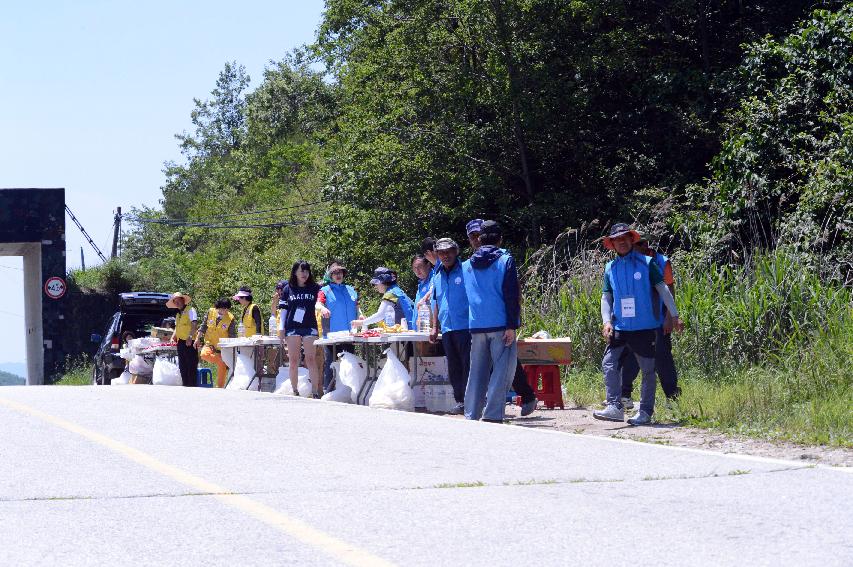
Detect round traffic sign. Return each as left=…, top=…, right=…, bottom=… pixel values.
left=44, top=276, right=67, bottom=299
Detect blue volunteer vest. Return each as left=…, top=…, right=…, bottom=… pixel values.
left=320, top=283, right=358, bottom=335
left=432, top=261, right=469, bottom=333
left=463, top=254, right=513, bottom=331
left=605, top=251, right=659, bottom=331
left=387, top=285, right=414, bottom=326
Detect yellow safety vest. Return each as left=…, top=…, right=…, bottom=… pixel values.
left=203, top=308, right=234, bottom=348
left=241, top=302, right=263, bottom=336
left=174, top=307, right=194, bottom=341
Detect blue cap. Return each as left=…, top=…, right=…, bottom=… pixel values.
left=466, top=218, right=484, bottom=236
left=370, top=267, right=396, bottom=285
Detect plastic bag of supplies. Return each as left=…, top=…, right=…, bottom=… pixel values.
left=369, top=349, right=414, bottom=411
left=337, top=352, right=368, bottom=404
left=152, top=358, right=182, bottom=386
left=226, top=353, right=255, bottom=390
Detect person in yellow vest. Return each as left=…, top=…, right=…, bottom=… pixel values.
left=167, top=292, right=199, bottom=387
left=232, top=286, right=263, bottom=336
left=194, top=298, right=237, bottom=388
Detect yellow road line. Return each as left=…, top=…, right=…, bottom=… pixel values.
left=0, top=396, right=395, bottom=567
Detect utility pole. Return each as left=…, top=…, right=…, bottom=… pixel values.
left=80, top=247, right=86, bottom=271
left=111, top=206, right=122, bottom=259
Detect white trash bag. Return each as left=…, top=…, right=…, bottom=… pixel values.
left=273, top=366, right=311, bottom=396
left=128, top=355, right=153, bottom=376
left=152, top=358, right=182, bottom=386
left=226, top=353, right=255, bottom=390
left=369, top=349, right=414, bottom=411
left=111, top=370, right=131, bottom=385
left=321, top=361, right=353, bottom=403
left=337, top=352, right=368, bottom=404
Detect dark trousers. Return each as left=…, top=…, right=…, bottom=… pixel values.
left=323, top=343, right=354, bottom=390
left=621, top=326, right=680, bottom=399
left=177, top=340, right=199, bottom=387
left=442, top=330, right=471, bottom=403
left=511, top=360, right=537, bottom=404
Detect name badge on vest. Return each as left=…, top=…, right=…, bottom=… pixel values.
left=621, top=297, right=636, bottom=318
left=293, top=307, right=306, bottom=324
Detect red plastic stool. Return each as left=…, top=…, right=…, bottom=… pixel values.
left=520, top=365, right=564, bottom=409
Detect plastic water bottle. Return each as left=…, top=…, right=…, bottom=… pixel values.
left=417, top=304, right=431, bottom=333
left=237, top=322, right=246, bottom=338
left=268, top=316, right=277, bottom=337
left=384, top=311, right=395, bottom=327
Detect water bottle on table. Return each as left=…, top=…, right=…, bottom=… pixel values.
left=417, top=304, right=431, bottom=333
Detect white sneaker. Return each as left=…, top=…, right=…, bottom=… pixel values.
left=627, top=410, right=652, bottom=426
left=593, top=404, right=624, bottom=422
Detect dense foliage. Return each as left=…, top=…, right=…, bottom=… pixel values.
left=70, top=3, right=852, bottom=443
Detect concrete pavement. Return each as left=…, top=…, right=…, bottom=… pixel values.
left=0, top=386, right=850, bottom=566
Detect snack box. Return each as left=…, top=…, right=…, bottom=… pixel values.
left=517, top=338, right=572, bottom=365
left=149, top=327, right=173, bottom=341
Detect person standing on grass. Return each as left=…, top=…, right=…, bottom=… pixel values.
left=195, top=298, right=237, bottom=388
left=620, top=235, right=681, bottom=404
left=317, top=261, right=360, bottom=391
left=594, top=223, right=683, bottom=426
left=429, top=238, right=470, bottom=415
left=462, top=220, right=520, bottom=422
left=278, top=260, right=323, bottom=397
left=167, top=292, right=199, bottom=387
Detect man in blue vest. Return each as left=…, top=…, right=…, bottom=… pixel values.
left=594, top=223, right=683, bottom=425
left=317, top=261, right=360, bottom=391
left=429, top=238, right=470, bottom=415
left=462, top=220, right=520, bottom=422
left=620, top=236, right=681, bottom=403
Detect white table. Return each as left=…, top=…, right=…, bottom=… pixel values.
left=315, top=332, right=433, bottom=404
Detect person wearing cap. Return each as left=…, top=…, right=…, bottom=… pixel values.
left=358, top=267, right=415, bottom=328
left=465, top=218, right=484, bottom=251
left=429, top=238, right=470, bottom=414
left=167, top=292, right=199, bottom=387
left=317, top=260, right=360, bottom=391
left=465, top=217, right=538, bottom=417
left=271, top=280, right=288, bottom=332
left=462, top=220, right=520, bottom=422
left=594, top=223, right=683, bottom=425
left=233, top=286, right=263, bottom=336
left=620, top=235, right=681, bottom=404
left=194, top=298, right=237, bottom=387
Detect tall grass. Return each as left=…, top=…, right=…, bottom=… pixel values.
left=522, top=235, right=852, bottom=447
left=54, top=355, right=94, bottom=386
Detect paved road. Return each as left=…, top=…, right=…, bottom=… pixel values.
left=0, top=386, right=850, bottom=566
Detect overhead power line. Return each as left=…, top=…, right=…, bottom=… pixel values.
left=122, top=200, right=330, bottom=230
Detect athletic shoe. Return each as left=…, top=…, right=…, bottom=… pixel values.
left=627, top=410, right=652, bottom=426
left=449, top=402, right=464, bottom=415
left=520, top=397, right=538, bottom=416
left=592, top=404, right=624, bottom=422
left=600, top=397, right=634, bottom=410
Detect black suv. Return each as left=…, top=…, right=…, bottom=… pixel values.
left=91, top=292, right=174, bottom=385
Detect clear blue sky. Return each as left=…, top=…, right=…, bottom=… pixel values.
left=0, top=0, right=326, bottom=369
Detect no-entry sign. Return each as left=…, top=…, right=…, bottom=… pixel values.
left=44, top=276, right=66, bottom=299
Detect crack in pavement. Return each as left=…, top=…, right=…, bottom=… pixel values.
left=1, top=465, right=815, bottom=504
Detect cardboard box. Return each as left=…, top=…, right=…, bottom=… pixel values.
left=149, top=327, right=173, bottom=341
left=410, top=356, right=449, bottom=409
left=517, top=338, right=572, bottom=365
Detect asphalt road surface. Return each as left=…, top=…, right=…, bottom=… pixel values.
left=0, top=386, right=850, bottom=566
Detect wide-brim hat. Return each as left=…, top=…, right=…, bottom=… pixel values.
left=602, top=223, right=641, bottom=250
left=166, top=292, right=191, bottom=309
